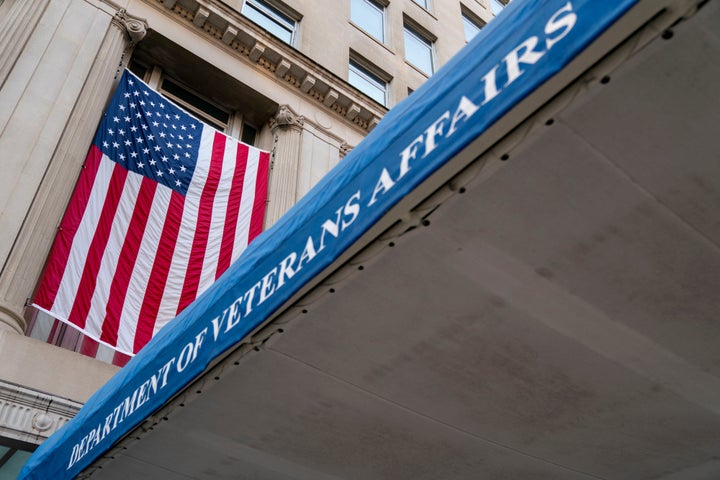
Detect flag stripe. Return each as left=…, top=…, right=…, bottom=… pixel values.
left=85, top=167, right=143, bottom=342
left=156, top=127, right=215, bottom=324
left=116, top=185, right=172, bottom=354
left=217, top=143, right=248, bottom=278
left=177, top=131, right=226, bottom=314
left=67, top=164, right=128, bottom=329
left=100, top=177, right=157, bottom=346
left=132, top=190, right=184, bottom=352
left=35, top=146, right=104, bottom=310
left=232, top=148, right=260, bottom=261
left=249, top=151, right=270, bottom=243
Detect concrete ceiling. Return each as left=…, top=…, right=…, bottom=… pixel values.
left=86, top=1, right=720, bottom=478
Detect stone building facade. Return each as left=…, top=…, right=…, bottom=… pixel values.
left=0, top=0, right=504, bottom=473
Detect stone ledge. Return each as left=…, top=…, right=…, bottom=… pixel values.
left=0, top=380, right=82, bottom=445
left=148, top=0, right=386, bottom=131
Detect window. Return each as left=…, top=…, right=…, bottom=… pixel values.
left=490, top=0, right=508, bottom=15
left=413, top=0, right=429, bottom=8
left=242, top=0, right=297, bottom=45
left=349, top=59, right=389, bottom=106
left=351, top=0, right=385, bottom=43
left=404, top=24, right=435, bottom=76
left=461, top=9, right=484, bottom=42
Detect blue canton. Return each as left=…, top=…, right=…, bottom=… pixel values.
left=94, top=71, right=202, bottom=196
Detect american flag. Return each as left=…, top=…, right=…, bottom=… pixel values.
left=33, top=70, right=269, bottom=356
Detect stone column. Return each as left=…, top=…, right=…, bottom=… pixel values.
left=265, top=105, right=305, bottom=226
left=0, top=0, right=50, bottom=89
left=0, top=9, right=147, bottom=334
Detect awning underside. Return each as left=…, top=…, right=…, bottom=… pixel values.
left=87, top=2, right=720, bottom=479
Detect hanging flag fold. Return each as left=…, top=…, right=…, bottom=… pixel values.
left=33, top=70, right=270, bottom=356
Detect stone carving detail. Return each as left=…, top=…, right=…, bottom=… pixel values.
left=270, top=105, right=305, bottom=130
left=339, top=142, right=353, bottom=158
left=0, top=381, right=82, bottom=445
left=113, top=9, right=148, bottom=44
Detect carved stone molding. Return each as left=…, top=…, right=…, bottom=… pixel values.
left=151, top=0, right=386, bottom=132
left=269, top=105, right=304, bottom=131
left=0, top=380, right=82, bottom=445
left=112, top=9, right=148, bottom=44
left=339, top=142, right=353, bottom=158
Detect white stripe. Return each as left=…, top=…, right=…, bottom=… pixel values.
left=83, top=170, right=142, bottom=341
left=232, top=147, right=261, bottom=262
left=155, top=126, right=215, bottom=333
left=115, top=185, right=172, bottom=354
left=52, top=155, right=115, bottom=321
left=197, top=139, right=236, bottom=295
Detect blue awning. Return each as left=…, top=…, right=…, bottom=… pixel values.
left=20, top=1, right=638, bottom=477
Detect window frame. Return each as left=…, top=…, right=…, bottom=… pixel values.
left=350, top=0, right=387, bottom=43
left=242, top=0, right=299, bottom=45
left=490, top=0, right=508, bottom=16
left=461, top=7, right=485, bottom=42
left=403, top=22, right=436, bottom=76
left=348, top=57, right=390, bottom=106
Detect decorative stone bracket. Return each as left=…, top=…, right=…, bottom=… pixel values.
left=113, top=9, right=148, bottom=45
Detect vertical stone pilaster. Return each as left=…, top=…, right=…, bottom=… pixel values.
left=0, top=0, right=50, bottom=89
left=0, top=9, right=147, bottom=334
left=265, top=105, right=305, bottom=226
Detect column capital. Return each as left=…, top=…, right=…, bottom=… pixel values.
left=112, top=9, right=148, bottom=44
left=270, top=105, right=304, bottom=131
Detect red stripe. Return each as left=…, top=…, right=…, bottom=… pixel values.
left=80, top=336, right=99, bottom=357
left=100, top=177, right=157, bottom=346
left=34, top=146, right=104, bottom=310
left=248, top=150, right=270, bottom=243
left=216, top=143, right=249, bottom=279
left=176, top=132, right=226, bottom=314
left=132, top=190, right=185, bottom=353
left=112, top=351, right=131, bottom=367
left=67, top=163, right=128, bottom=329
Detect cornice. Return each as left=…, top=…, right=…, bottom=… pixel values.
left=147, top=0, right=386, bottom=132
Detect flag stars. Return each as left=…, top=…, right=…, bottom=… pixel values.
left=112, top=141, right=120, bottom=148
left=113, top=116, right=120, bottom=123
left=137, top=161, right=144, bottom=168
left=149, top=159, right=157, bottom=166
left=156, top=170, right=164, bottom=177
left=180, top=165, right=187, bottom=172
left=108, top=128, right=114, bottom=135
left=124, top=139, right=132, bottom=146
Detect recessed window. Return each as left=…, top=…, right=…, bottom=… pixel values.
left=242, top=0, right=298, bottom=45
left=413, top=0, right=429, bottom=9
left=351, top=0, right=386, bottom=42
left=404, top=24, right=435, bottom=76
left=349, top=59, right=389, bottom=106
left=490, top=0, right=508, bottom=15
left=461, top=9, right=485, bottom=42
